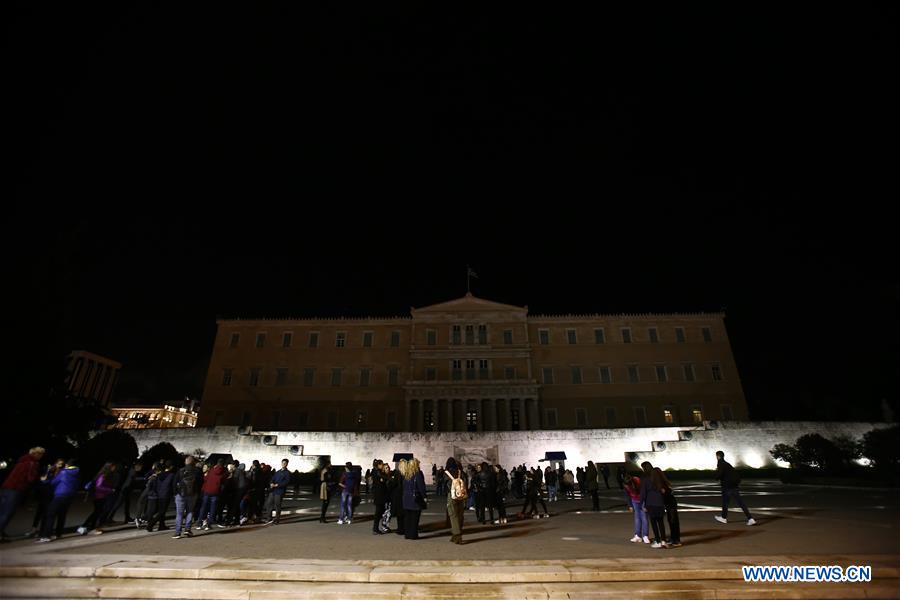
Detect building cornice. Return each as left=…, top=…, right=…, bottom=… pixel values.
left=529, top=312, right=724, bottom=321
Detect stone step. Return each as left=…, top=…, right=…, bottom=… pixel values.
left=3, top=576, right=899, bottom=599
left=3, top=555, right=899, bottom=584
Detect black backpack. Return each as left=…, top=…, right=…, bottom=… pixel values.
left=178, top=466, right=198, bottom=496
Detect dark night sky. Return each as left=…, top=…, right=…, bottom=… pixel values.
left=7, top=4, right=899, bottom=421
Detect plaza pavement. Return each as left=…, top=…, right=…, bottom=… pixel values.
left=1, top=480, right=898, bottom=598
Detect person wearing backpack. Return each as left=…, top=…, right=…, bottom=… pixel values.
left=714, top=451, right=756, bottom=526
left=77, top=462, right=118, bottom=535
left=145, top=461, right=175, bottom=532
left=172, top=456, right=201, bottom=539
left=445, top=457, right=466, bottom=544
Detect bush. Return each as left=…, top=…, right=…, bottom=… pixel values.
left=771, top=443, right=801, bottom=468
left=795, top=433, right=843, bottom=472
left=78, top=430, right=138, bottom=482
left=138, top=442, right=183, bottom=469
left=862, top=425, right=900, bottom=470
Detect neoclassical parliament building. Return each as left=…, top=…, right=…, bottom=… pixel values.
left=198, top=294, right=748, bottom=432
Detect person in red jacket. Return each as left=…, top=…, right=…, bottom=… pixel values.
left=198, top=458, right=227, bottom=529
left=0, top=447, right=45, bottom=541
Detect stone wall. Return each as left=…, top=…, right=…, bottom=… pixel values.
left=124, top=421, right=889, bottom=471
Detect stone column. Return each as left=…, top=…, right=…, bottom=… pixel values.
left=416, top=399, right=425, bottom=433
left=406, top=398, right=412, bottom=432
left=497, top=398, right=508, bottom=431
left=485, top=398, right=496, bottom=431
left=432, top=399, right=440, bottom=432
left=452, top=399, right=462, bottom=431
left=527, top=398, right=540, bottom=431
left=475, top=398, right=487, bottom=432
left=514, top=398, right=525, bottom=430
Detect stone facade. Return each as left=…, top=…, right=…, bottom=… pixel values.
left=198, top=294, right=748, bottom=432
left=126, top=421, right=888, bottom=473
left=108, top=404, right=199, bottom=429
left=64, top=350, right=121, bottom=408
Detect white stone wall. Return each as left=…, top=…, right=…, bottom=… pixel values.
left=123, top=421, right=890, bottom=471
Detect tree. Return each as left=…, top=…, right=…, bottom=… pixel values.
left=861, top=425, right=900, bottom=470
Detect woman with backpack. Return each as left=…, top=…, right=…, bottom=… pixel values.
left=624, top=473, right=650, bottom=544
left=445, top=457, right=466, bottom=545
left=77, top=462, right=118, bottom=535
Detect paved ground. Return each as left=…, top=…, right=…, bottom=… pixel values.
left=3, top=480, right=897, bottom=561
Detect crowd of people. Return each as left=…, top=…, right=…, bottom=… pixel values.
left=0, top=446, right=755, bottom=548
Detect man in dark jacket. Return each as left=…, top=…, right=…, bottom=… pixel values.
left=264, top=459, right=291, bottom=525
left=476, top=462, right=496, bottom=524
left=0, top=446, right=45, bottom=540
left=109, top=462, right=145, bottom=524
left=714, top=451, right=756, bottom=526
left=146, top=461, right=176, bottom=532
left=371, top=461, right=388, bottom=534
left=172, top=456, right=202, bottom=538
left=600, top=464, right=611, bottom=489
left=586, top=462, right=600, bottom=511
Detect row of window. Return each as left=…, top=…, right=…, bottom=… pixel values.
left=216, top=409, right=398, bottom=431
left=540, top=326, right=712, bottom=345
left=222, top=362, right=724, bottom=387
left=222, top=366, right=401, bottom=388
left=215, top=403, right=734, bottom=432
left=547, top=404, right=734, bottom=428
left=227, top=325, right=715, bottom=350
left=541, top=363, right=724, bottom=385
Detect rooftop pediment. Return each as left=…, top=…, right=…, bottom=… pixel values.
left=411, top=293, right=527, bottom=316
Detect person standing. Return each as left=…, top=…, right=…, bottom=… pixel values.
left=371, top=462, right=389, bottom=535
left=616, top=465, right=626, bottom=490
left=390, top=461, right=406, bottom=535
left=145, top=461, right=175, bottom=532
left=0, top=447, right=45, bottom=541
left=172, top=456, right=201, bottom=539
left=600, top=464, right=611, bottom=489
left=714, top=451, right=756, bottom=526
left=445, top=457, right=466, bottom=544
left=657, top=468, right=681, bottom=547
left=35, top=458, right=80, bottom=543
left=576, top=467, right=586, bottom=499
left=318, top=463, right=332, bottom=523
left=624, top=473, right=650, bottom=544
left=544, top=466, right=558, bottom=502
left=640, top=462, right=666, bottom=548
left=586, top=461, right=600, bottom=511
left=77, top=462, right=118, bottom=535
left=198, top=459, right=226, bottom=530
left=29, top=459, right=62, bottom=538
left=493, top=464, right=509, bottom=525
left=263, top=459, right=291, bottom=525
left=337, top=462, right=359, bottom=525
left=401, top=458, right=427, bottom=540
left=110, top=462, right=145, bottom=525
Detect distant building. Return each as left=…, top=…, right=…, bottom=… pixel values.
left=108, top=400, right=199, bottom=429
left=64, top=351, right=121, bottom=407
left=198, top=294, right=749, bottom=431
